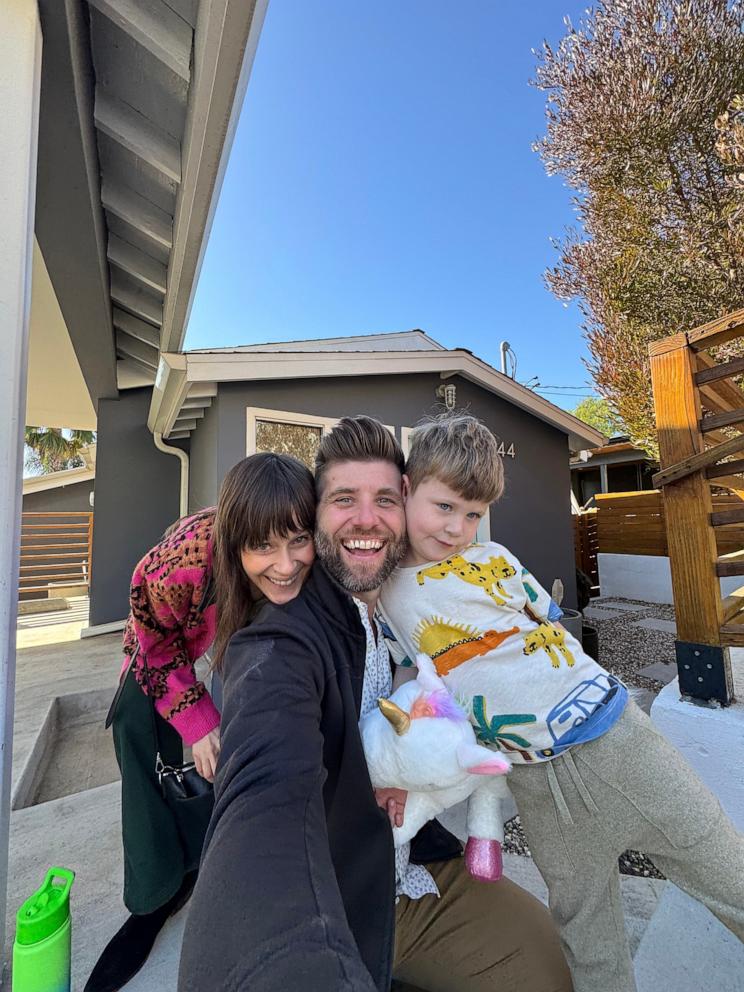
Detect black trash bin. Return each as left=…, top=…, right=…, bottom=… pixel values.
left=581, top=623, right=599, bottom=661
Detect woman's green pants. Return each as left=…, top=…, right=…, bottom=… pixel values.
left=112, top=669, right=200, bottom=915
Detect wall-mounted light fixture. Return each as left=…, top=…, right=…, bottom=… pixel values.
left=436, top=382, right=457, bottom=410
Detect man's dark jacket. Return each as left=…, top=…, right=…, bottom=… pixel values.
left=178, top=563, right=459, bottom=992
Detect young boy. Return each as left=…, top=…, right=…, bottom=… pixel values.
left=379, top=412, right=744, bottom=992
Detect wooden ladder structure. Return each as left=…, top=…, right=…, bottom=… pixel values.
left=650, top=307, right=744, bottom=705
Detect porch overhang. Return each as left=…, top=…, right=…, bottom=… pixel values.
left=30, top=0, right=268, bottom=429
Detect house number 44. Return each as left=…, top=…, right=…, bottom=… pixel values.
left=497, top=442, right=516, bottom=458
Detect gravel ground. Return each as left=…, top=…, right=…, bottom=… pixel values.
left=503, top=596, right=672, bottom=879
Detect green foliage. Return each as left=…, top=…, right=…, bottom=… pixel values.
left=532, top=0, right=744, bottom=454
left=25, top=428, right=95, bottom=474
left=570, top=397, right=625, bottom=439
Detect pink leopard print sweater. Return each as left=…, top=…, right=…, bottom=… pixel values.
left=121, top=508, right=221, bottom=746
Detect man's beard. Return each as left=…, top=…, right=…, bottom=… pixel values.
left=314, top=526, right=408, bottom=593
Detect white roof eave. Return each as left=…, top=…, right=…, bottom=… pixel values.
left=150, top=347, right=605, bottom=451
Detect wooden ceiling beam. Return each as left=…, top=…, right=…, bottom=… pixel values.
left=102, top=181, right=173, bottom=250
left=108, top=234, right=167, bottom=294
left=88, top=0, right=192, bottom=82
left=95, top=88, right=181, bottom=183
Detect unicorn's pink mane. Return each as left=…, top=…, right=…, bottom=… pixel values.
left=410, top=689, right=468, bottom=722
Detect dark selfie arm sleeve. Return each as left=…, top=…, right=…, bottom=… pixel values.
left=178, top=625, right=378, bottom=992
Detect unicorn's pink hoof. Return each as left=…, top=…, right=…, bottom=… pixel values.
left=465, top=837, right=503, bottom=882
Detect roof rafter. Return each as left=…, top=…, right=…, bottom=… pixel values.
left=95, top=88, right=182, bottom=183
left=112, top=306, right=160, bottom=348
left=115, top=330, right=159, bottom=369
left=108, top=233, right=167, bottom=293
left=88, top=0, right=192, bottom=81
left=110, top=272, right=163, bottom=325
left=102, top=181, right=173, bottom=249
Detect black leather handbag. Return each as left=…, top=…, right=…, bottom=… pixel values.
left=155, top=750, right=214, bottom=868
left=141, top=651, right=215, bottom=868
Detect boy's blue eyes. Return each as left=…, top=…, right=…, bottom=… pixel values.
left=436, top=502, right=482, bottom=520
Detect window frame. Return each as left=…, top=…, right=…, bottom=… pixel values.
left=246, top=406, right=395, bottom=458
left=245, top=407, right=338, bottom=458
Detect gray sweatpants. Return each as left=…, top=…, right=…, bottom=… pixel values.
left=508, top=700, right=744, bottom=992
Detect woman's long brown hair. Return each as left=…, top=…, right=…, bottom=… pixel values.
left=211, top=452, right=315, bottom=671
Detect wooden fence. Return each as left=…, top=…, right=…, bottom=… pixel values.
left=591, top=490, right=744, bottom=558
left=573, top=510, right=599, bottom=589
left=19, top=512, right=94, bottom=599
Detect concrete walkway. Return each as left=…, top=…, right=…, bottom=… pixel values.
left=4, top=609, right=743, bottom=991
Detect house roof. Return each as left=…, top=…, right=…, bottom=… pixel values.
left=186, top=330, right=445, bottom=354
left=23, top=445, right=97, bottom=495
left=29, top=0, right=267, bottom=428
left=148, top=332, right=606, bottom=452
left=569, top=438, right=655, bottom=468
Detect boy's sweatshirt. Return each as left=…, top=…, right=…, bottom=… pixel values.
left=380, top=541, right=627, bottom=763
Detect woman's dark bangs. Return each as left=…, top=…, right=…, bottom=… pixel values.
left=244, top=461, right=315, bottom=547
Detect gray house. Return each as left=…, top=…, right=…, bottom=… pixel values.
left=88, top=331, right=604, bottom=628
left=5, top=0, right=602, bottom=639
left=570, top=437, right=657, bottom=507
left=22, top=444, right=96, bottom=514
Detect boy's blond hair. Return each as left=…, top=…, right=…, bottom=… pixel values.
left=405, top=412, right=505, bottom=503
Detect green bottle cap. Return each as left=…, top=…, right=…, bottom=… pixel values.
left=15, top=867, right=75, bottom=945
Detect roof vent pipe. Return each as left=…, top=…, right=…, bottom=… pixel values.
left=153, top=432, right=189, bottom=517
left=500, top=341, right=510, bottom=375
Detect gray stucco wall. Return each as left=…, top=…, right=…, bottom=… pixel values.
left=188, top=372, right=578, bottom=607
left=23, top=479, right=94, bottom=513
left=89, top=388, right=182, bottom=626
left=188, top=395, right=220, bottom=513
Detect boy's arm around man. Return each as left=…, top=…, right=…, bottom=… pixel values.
left=177, top=612, right=380, bottom=992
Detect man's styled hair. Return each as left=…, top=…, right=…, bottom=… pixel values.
left=315, top=415, right=405, bottom=494
left=405, top=412, right=505, bottom=504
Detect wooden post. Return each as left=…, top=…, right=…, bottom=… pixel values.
left=650, top=342, right=733, bottom=703
left=87, top=512, right=94, bottom=591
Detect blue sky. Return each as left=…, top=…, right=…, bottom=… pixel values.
left=185, top=1, right=596, bottom=412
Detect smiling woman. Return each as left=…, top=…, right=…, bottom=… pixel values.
left=211, top=452, right=316, bottom=670
left=240, top=530, right=315, bottom=604
left=84, top=452, right=317, bottom=992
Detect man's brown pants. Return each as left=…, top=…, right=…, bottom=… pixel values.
left=393, top=858, right=573, bottom=992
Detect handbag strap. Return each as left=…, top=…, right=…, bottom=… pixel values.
left=104, top=648, right=138, bottom=729
left=140, top=648, right=201, bottom=781
left=138, top=648, right=170, bottom=773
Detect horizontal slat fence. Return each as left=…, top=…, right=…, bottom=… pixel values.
left=595, top=491, right=667, bottom=556
left=594, top=490, right=744, bottom=557
left=573, top=510, right=599, bottom=589
left=19, top=512, right=93, bottom=598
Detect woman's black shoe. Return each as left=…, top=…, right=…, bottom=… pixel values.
left=83, top=873, right=197, bottom=992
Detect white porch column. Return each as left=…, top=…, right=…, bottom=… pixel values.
left=0, top=0, right=42, bottom=963
left=599, top=463, right=609, bottom=493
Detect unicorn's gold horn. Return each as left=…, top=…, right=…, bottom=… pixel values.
left=377, top=698, right=411, bottom=735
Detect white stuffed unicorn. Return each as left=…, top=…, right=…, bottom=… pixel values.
left=360, top=653, right=511, bottom=882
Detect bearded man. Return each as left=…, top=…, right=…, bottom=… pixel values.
left=178, top=416, right=571, bottom=992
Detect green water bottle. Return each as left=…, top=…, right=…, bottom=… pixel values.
left=12, top=867, right=75, bottom=992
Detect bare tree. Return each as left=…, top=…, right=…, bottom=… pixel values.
left=533, top=0, right=744, bottom=453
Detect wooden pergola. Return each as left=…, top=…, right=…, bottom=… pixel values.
left=650, top=307, right=744, bottom=705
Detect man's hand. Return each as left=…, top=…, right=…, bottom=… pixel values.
left=374, top=787, right=407, bottom=829
left=192, top=728, right=221, bottom=782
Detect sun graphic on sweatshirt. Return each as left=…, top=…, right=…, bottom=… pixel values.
left=413, top=617, right=520, bottom=676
